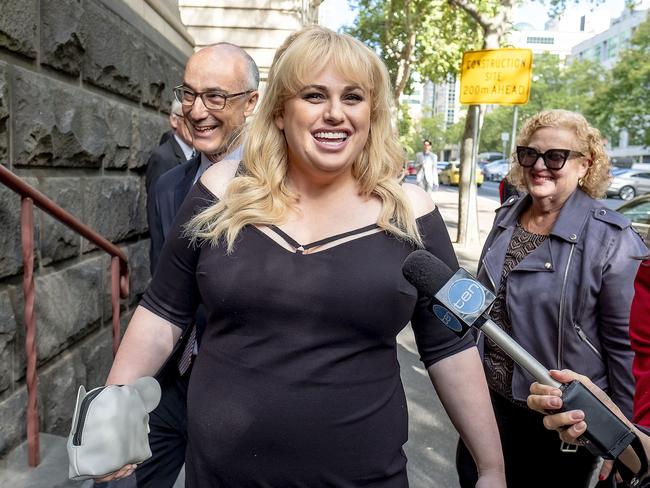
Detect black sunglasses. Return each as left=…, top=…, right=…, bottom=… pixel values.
left=516, top=146, right=584, bottom=170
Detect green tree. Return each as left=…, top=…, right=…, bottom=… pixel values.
left=347, top=0, right=481, bottom=109
left=588, top=16, right=650, bottom=147
left=480, top=54, right=609, bottom=153
left=402, top=112, right=448, bottom=157
left=445, top=0, right=516, bottom=244
left=479, top=107, right=515, bottom=154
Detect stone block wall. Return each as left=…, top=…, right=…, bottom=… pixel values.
left=0, top=0, right=189, bottom=456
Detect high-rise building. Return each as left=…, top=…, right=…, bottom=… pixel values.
left=570, top=7, right=649, bottom=165
left=571, top=8, right=648, bottom=69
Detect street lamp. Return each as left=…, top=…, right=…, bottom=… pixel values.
left=501, top=132, right=510, bottom=159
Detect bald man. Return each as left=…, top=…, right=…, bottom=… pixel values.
left=138, top=44, right=259, bottom=488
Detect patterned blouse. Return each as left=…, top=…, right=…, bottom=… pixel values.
left=484, top=223, right=548, bottom=406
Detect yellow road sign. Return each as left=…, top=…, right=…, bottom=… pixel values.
left=460, top=48, right=533, bottom=105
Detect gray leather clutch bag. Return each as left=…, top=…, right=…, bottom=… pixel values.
left=67, top=376, right=161, bottom=480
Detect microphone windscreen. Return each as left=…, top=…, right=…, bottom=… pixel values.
left=402, top=250, right=455, bottom=298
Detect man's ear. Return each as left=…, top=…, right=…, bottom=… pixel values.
left=169, top=113, right=178, bottom=130
left=245, top=91, right=260, bottom=117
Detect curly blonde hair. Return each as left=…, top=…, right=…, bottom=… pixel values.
left=186, top=26, right=420, bottom=251
left=508, top=109, right=610, bottom=198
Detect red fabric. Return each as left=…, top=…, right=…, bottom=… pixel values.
left=499, top=178, right=505, bottom=202
left=631, top=262, right=650, bottom=426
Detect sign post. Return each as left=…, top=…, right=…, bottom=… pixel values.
left=457, top=48, right=532, bottom=247
left=501, top=131, right=510, bottom=159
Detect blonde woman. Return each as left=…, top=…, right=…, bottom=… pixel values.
left=456, top=110, right=647, bottom=488
left=102, top=27, right=505, bottom=487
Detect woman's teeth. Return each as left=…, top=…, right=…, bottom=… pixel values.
left=314, top=131, right=348, bottom=144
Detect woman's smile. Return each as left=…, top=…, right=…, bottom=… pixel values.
left=275, top=67, right=370, bottom=177
left=311, top=128, right=351, bottom=150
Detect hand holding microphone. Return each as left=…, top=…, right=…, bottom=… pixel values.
left=402, top=250, right=637, bottom=461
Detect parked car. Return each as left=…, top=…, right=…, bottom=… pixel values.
left=477, top=152, right=504, bottom=165
left=403, top=160, right=419, bottom=184
left=606, top=169, right=650, bottom=201
left=439, top=162, right=484, bottom=187
left=617, top=193, right=650, bottom=238
left=483, top=159, right=510, bottom=182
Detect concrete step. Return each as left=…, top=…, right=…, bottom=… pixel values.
left=0, top=433, right=90, bottom=488
left=0, top=433, right=185, bottom=488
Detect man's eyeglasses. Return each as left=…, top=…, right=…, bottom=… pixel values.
left=173, top=85, right=253, bottom=111
left=516, top=146, right=584, bottom=171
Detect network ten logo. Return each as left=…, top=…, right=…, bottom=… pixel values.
left=434, top=268, right=495, bottom=327
left=448, top=279, right=485, bottom=315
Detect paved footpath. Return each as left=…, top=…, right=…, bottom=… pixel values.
left=431, top=187, right=499, bottom=274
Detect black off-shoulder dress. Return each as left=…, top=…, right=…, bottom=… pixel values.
left=141, top=181, right=473, bottom=487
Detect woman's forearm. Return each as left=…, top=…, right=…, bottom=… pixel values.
left=105, top=305, right=182, bottom=385
left=428, top=347, right=505, bottom=476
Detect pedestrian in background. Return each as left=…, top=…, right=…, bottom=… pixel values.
left=416, top=139, right=438, bottom=194
left=456, top=109, right=647, bottom=488
left=96, top=25, right=505, bottom=487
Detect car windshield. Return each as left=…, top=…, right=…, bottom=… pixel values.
left=478, top=153, right=503, bottom=163
left=611, top=168, right=630, bottom=176
left=485, top=159, right=508, bottom=167
left=619, top=200, right=650, bottom=224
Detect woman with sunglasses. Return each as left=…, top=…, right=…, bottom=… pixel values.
left=456, top=109, right=647, bottom=487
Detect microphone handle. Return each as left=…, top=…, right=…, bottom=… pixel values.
left=480, top=318, right=562, bottom=388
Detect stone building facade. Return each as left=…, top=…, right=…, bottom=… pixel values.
left=0, top=0, right=191, bottom=457
left=179, top=0, right=322, bottom=80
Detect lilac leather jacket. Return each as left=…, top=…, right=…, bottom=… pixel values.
left=477, top=188, right=647, bottom=417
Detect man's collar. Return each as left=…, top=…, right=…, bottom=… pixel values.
left=173, top=133, right=194, bottom=161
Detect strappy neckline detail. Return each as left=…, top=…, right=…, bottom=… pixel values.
left=267, top=223, right=380, bottom=254
left=194, top=180, right=440, bottom=254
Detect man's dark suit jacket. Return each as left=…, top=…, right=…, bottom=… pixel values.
left=158, top=129, right=173, bottom=146
left=146, top=135, right=190, bottom=275
left=145, top=134, right=188, bottom=194
left=149, top=153, right=201, bottom=275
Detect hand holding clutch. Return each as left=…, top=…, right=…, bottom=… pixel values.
left=66, top=376, right=161, bottom=481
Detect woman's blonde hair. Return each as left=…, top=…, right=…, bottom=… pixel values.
left=186, top=25, right=421, bottom=251
left=508, top=109, right=610, bottom=198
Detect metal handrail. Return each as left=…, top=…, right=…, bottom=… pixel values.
left=0, top=164, right=130, bottom=467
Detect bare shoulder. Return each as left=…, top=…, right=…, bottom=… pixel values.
left=402, top=182, right=436, bottom=218
left=199, top=159, right=241, bottom=199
